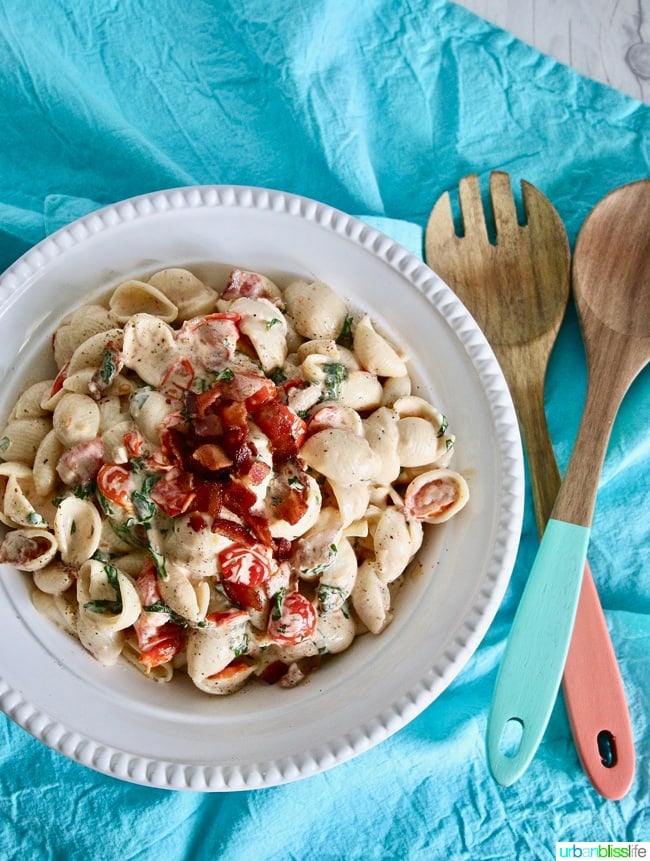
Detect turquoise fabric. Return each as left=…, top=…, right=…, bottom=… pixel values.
left=0, top=1, right=648, bottom=858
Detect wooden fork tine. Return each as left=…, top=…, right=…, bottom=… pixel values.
left=458, top=174, right=489, bottom=244
left=489, top=171, right=520, bottom=241
left=425, top=189, right=457, bottom=248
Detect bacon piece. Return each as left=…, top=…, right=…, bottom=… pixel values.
left=0, top=533, right=53, bottom=567
left=251, top=402, right=306, bottom=462
left=191, top=443, right=233, bottom=472
left=221, top=268, right=269, bottom=301
left=57, top=437, right=105, bottom=486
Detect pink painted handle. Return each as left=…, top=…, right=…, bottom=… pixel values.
left=562, top=561, right=635, bottom=799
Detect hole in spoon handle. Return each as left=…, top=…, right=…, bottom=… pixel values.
left=597, top=730, right=617, bottom=768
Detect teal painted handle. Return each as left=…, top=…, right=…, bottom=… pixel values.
left=487, top=518, right=591, bottom=786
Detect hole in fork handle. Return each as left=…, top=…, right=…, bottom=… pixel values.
left=498, top=716, right=525, bottom=758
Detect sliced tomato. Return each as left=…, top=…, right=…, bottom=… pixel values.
left=251, top=402, right=306, bottom=461
left=139, top=623, right=186, bottom=671
left=49, top=360, right=70, bottom=398
left=135, top=561, right=161, bottom=605
left=97, top=463, right=134, bottom=509
left=161, top=357, right=195, bottom=395
left=124, top=429, right=145, bottom=458
left=149, top=469, right=196, bottom=517
left=219, top=543, right=271, bottom=587
left=206, top=658, right=251, bottom=681
left=267, top=592, right=317, bottom=645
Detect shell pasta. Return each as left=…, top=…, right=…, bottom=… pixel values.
left=0, top=266, right=469, bottom=695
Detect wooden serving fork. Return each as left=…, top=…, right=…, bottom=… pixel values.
left=425, top=172, right=634, bottom=798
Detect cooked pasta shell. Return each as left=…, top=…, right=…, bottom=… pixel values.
left=0, top=462, right=33, bottom=527
left=338, top=371, right=383, bottom=411
left=31, top=589, right=77, bottom=636
left=76, top=559, right=141, bottom=663
left=328, top=480, right=371, bottom=527
left=98, top=395, right=131, bottom=434
left=308, top=404, right=364, bottom=436
left=10, top=381, right=52, bottom=420
left=403, top=468, right=469, bottom=524
left=363, top=407, right=401, bottom=486
left=0, top=418, right=51, bottom=464
left=148, top=268, right=218, bottom=321
left=33, top=429, right=65, bottom=497
left=373, top=505, right=421, bottom=584
left=396, top=417, right=445, bottom=468
left=101, top=420, right=134, bottom=464
left=163, top=514, right=231, bottom=578
left=228, top=297, right=288, bottom=372
left=267, top=473, right=323, bottom=541
left=158, top=562, right=204, bottom=623
left=291, top=506, right=343, bottom=580
left=381, top=375, right=412, bottom=406
left=315, top=607, right=356, bottom=654
left=53, top=304, right=117, bottom=369
left=122, top=313, right=178, bottom=386
left=130, top=387, right=178, bottom=446
left=0, top=527, right=58, bottom=571
left=2, top=474, right=49, bottom=528
left=318, top=537, right=358, bottom=609
left=33, top=560, right=76, bottom=595
left=67, top=328, right=123, bottom=374
left=109, top=280, right=178, bottom=324
left=283, top=279, right=348, bottom=340
left=296, top=339, right=340, bottom=363
left=186, top=616, right=254, bottom=695
left=299, top=428, right=381, bottom=486
left=350, top=559, right=391, bottom=634
left=353, top=315, right=407, bottom=377
left=109, top=551, right=149, bottom=577
left=53, top=393, right=101, bottom=446
left=54, top=496, right=102, bottom=564
left=393, top=395, right=446, bottom=428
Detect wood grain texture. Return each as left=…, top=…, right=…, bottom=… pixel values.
left=455, top=0, right=650, bottom=103
left=426, top=172, right=570, bottom=530
left=425, top=173, right=638, bottom=798
left=556, top=178, right=650, bottom=526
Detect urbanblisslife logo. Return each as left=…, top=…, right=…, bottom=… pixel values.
left=556, top=844, right=649, bottom=859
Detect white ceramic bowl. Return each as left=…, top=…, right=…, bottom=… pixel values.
left=0, top=186, right=523, bottom=790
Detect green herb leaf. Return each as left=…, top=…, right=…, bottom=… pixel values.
left=271, top=587, right=286, bottom=621
left=143, top=601, right=190, bottom=627
left=148, top=546, right=168, bottom=581
left=318, top=583, right=345, bottom=612
left=265, top=317, right=281, bottom=330
left=26, top=511, right=47, bottom=526
left=0, top=436, right=10, bottom=452
left=269, top=367, right=288, bottom=385
left=99, top=347, right=117, bottom=385
left=337, top=315, right=354, bottom=348
left=215, top=367, right=235, bottom=382
left=322, top=362, right=349, bottom=400
left=437, top=415, right=449, bottom=438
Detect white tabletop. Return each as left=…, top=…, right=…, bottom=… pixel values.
left=455, top=0, right=650, bottom=104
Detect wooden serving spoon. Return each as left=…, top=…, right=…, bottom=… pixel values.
left=426, top=172, right=636, bottom=796
left=484, top=178, right=649, bottom=787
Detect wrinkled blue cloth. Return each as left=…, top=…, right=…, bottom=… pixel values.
left=0, top=1, right=648, bottom=858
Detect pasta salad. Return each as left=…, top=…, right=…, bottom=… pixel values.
left=0, top=267, right=469, bottom=694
